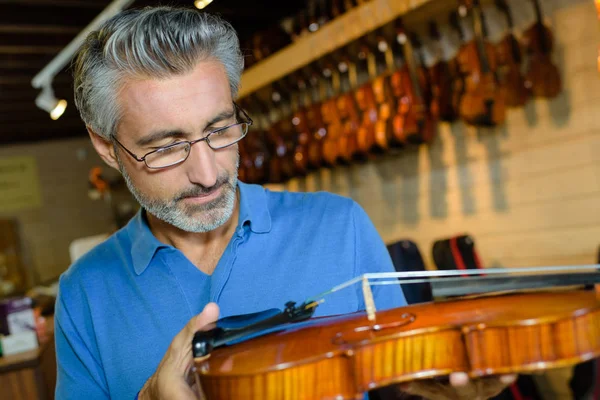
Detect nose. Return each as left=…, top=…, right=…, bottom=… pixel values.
left=184, top=140, right=218, bottom=188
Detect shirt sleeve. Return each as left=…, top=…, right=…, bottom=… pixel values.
left=352, top=201, right=407, bottom=311
left=55, top=277, right=110, bottom=400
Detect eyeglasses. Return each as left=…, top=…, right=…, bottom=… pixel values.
left=112, top=102, right=253, bottom=169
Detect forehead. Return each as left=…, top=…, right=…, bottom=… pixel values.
left=116, top=60, right=233, bottom=138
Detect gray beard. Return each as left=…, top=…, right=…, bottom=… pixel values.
left=116, top=153, right=239, bottom=233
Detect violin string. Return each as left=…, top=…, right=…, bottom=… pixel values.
left=304, top=264, right=600, bottom=305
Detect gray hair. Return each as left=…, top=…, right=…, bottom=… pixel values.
left=73, top=6, right=244, bottom=140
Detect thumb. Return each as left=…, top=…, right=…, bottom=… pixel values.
left=194, top=302, right=220, bottom=332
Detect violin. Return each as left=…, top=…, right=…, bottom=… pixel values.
left=288, top=73, right=311, bottom=177
left=370, top=29, right=395, bottom=153
left=456, top=0, right=506, bottom=127
left=495, top=0, right=531, bottom=107
left=522, top=0, right=562, bottom=99
left=391, top=19, right=436, bottom=145
left=320, top=56, right=344, bottom=167
left=193, top=266, right=600, bottom=399
left=262, top=86, right=295, bottom=184
left=428, top=21, right=461, bottom=122
left=303, top=63, right=328, bottom=170
left=335, top=50, right=361, bottom=163
left=238, top=97, right=269, bottom=185
left=353, top=38, right=378, bottom=156
left=449, top=12, right=467, bottom=118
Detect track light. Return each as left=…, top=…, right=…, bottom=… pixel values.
left=35, top=85, right=68, bottom=120
left=194, top=0, right=213, bottom=9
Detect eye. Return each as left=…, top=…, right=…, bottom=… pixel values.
left=212, top=126, right=230, bottom=135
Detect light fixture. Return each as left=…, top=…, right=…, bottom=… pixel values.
left=194, top=0, right=213, bottom=9
left=31, top=0, right=134, bottom=119
left=35, top=85, right=68, bottom=120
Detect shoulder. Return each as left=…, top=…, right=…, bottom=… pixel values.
left=58, top=229, right=131, bottom=301
left=263, top=186, right=360, bottom=220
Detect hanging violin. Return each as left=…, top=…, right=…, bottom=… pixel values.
left=391, top=19, right=436, bottom=145
left=428, top=21, right=461, bottom=122
left=457, top=0, right=506, bottom=127
left=522, top=0, right=562, bottom=99
left=495, top=0, right=531, bottom=107
left=193, top=265, right=600, bottom=399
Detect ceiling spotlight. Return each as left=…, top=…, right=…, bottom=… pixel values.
left=194, top=0, right=213, bottom=9
left=35, top=86, right=67, bottom=120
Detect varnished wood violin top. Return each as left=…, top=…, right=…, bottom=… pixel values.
left=196, top=290, right=600, bottom=400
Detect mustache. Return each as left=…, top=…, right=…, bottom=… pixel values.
left=175, top=176, right=231, bottom=201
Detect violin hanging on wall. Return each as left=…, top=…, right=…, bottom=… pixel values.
left=428, top=21, right=461, bottom=122
left=391, top=19, right=436, bottom=145
left=522, top=0, right=562, bottom=99
left=495, top=0, right=531, bottom=108
left=457, top=0, right=506, bottom=127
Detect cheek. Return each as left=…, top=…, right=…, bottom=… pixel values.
left=215, top=146, right=240, bottom=170
left=126, top=161, right=178, bottom=197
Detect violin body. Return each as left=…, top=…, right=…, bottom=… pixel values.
left=195, top=290, right=600, bottom=399
left=266, top=121, right=295, bottom=184
left=336, top=93, right=360, bottom=163
left=390, top=67, right=435, bottom=145
left=524, top=53, right=561, bottom=99
left=429, top=57, right=461, bottom=122
left=497, top=33, right=531, bottom=107
left=522, top=0, right=562, bottom=99
left=457, top=41, right=506, bottom=127
left=372, top=75, right=394, bottom=152
left=321, top=99, right=342, bottom=167
left=306, top=104, right=326, bottom=170
left=291, top=107, right=310, bottom=177
left=354, top=83, right=377, bottom=155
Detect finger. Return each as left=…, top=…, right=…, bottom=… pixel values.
left=500, top=374, right=517, bottom=385
left=449, top=372, right=470, bottom=387
left=169, top=303, right=221, bottom=373
left=194, top=302, right=220, bottom=332
left=399, top=379, right=455, bottom=400
left=479, top=374, right=518, bottom=399
left=174, top=303, right=221, bottom=350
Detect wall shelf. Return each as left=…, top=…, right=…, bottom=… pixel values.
left=237, top=0, right=438, bottom=99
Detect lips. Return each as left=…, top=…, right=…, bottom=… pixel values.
left=178, top=183, right=225, bottom=205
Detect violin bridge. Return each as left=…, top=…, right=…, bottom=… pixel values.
left=362, top=276, right=377, bottom=322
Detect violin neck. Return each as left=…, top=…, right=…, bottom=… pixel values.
left=471, top=4, right=492, bottom=74
left=533, top=0, right=550, bottom=54
left=399, top=32, right=425, bottom=101
left=533, top=0, right=544, bottom=24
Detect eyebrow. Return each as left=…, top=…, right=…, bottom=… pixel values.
left=135, top=107, right=236, bottom=147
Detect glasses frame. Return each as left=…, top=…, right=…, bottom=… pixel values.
left=112, top=102, right=253, bottom=170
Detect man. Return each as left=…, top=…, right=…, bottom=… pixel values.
left=55, top=6, right=514, bottom=400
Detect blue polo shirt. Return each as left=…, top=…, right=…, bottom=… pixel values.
left=55, top=182, right=406, bottom=399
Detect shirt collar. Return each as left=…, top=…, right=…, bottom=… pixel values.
left=127, top=181, right=272, bottom=275
left=127, top=209, right=169, bottom=276
left=237, top=181, right=272, bottom=234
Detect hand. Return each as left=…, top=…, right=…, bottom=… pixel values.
left=139, top=303, right=220, bottom=400
left=399, top=372, right=517, bottom=400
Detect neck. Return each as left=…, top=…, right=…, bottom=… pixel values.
left=146, top=188, right=240, bottom=274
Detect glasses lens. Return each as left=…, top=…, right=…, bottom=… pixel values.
left=145, top=142, right=191, bottom=168
left=209, top=123, right=248, bottom=149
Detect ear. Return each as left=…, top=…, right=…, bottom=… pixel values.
left=87, top=127, right=121, bottom=171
